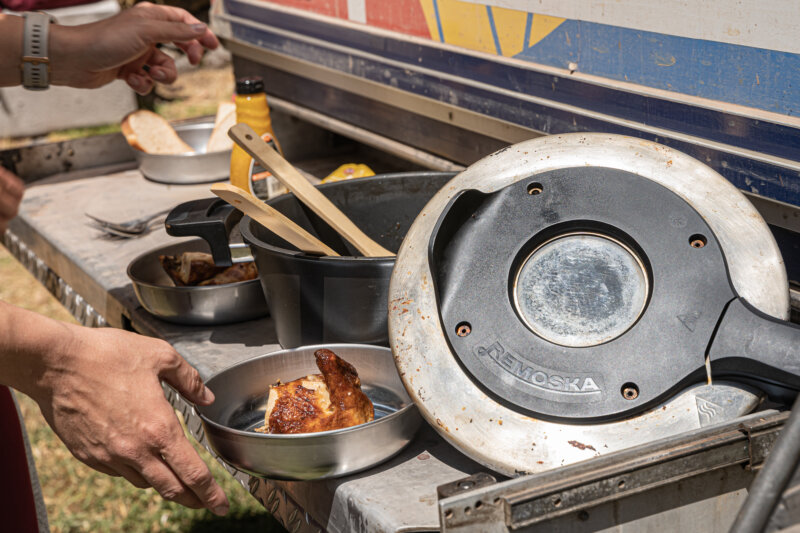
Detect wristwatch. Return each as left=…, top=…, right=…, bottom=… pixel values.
left=21, top=12, right=56, bottom=91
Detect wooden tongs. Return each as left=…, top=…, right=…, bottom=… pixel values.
left=227, top=123, right=394, bottom=257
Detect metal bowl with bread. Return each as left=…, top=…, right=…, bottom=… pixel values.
left=122, top=110, right=233, bottom=184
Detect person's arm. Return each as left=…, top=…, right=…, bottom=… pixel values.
left=0, top=167, right=24, bottom=234
left=0, top=2, right=219, bottom=94
left=0, top=300, right=230, bottom=515
left=0, top=14, right=24, bottom=87
left=0, top=3, right=228, bottom=513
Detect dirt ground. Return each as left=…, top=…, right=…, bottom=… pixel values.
left=152, top=63, right=235, bottom=121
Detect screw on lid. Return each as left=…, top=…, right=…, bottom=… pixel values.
left=236, top=76, right=265, bottom=95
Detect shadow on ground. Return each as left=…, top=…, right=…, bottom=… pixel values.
left=187, top=510, right=287, bottom=533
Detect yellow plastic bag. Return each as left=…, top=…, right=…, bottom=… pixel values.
left=321, top=163, right=375, bottom=183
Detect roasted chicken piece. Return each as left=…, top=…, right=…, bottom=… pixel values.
left=160, top=252, right=258, bottom=286
left=258, top=348, right=374, bottom=434
left=160, top=252, right=224, bottom=286
left=198, top=262, right=258, bottom=286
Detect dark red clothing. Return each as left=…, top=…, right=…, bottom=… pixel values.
left=0, top=386, right=40, bottom=533
left=0, top=0, right=99, bottom=11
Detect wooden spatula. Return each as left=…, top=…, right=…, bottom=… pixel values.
left=211, top=182, right=339, bottom=257
left=228, top=123, right=394, bottom=257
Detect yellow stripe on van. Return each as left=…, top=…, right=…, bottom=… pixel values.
left=418, top=1, right=565, bottom=57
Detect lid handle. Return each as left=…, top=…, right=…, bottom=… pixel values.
left=164, top=198, right=242, bottom=267
left=709, top=297, right=800, bottom=397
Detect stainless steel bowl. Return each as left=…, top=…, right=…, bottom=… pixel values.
left=196, top=344, right=422, bottom=480
left=133, top=122, right=231, bottom=184
left=127, top=239, right=268, bottom=325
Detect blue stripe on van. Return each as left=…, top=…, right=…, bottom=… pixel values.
left=517, top=20, right=800, bottom=117
left=222, top=0, right=800, bottom=207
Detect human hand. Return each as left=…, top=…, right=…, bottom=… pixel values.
left=0, top=166, right=24, bottom=234
left=49, top=2, right=219, bottom=95
left=30, top=325, right=229, bottom=515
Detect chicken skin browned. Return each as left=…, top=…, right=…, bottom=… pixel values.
left=258, top=349, right=374, bottom=434
left=160, top=252, right=225, bottom=286
left=159, top=252, right=258, bottom=286
left=197, top=262, right=257, bottom=286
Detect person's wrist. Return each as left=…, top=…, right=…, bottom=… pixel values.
left=5, top=15, right=24, bottom=86
left=26, top=319, right=83, bottom=401
left=0, top=302, right=73, bottom=401
left=48, top=23, right=83, bottom=87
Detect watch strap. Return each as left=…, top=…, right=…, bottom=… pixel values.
left=21, top=12, right=55, bottom=91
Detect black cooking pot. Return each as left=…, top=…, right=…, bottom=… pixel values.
left=166, top=171, right=455, bottom=347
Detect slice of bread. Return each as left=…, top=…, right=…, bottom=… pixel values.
left=206, top=102, right=236, bottom=153
left=121, top=110, right=194, bottom=155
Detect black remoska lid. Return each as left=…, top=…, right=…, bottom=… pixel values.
left=236, top=76, right=265, bottom=95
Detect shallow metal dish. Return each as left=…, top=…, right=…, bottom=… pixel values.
left=196, top=344, right=422, bottom=480
left=127, top=239, right=268, bottom=325
left=133, top=122, right=231, bottom=184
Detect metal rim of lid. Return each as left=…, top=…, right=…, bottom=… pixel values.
left=388, top=133, right=788, bottom=476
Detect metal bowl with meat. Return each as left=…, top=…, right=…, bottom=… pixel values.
left=127, top=239, right=269, bottom=325
left=195, top=344, right=421, bottom=480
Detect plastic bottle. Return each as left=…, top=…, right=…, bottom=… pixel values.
left=229, top=76, right=282, bottom=192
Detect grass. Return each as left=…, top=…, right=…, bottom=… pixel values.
left=0, top=61, right=286, bottom=532
left=47, top=124, right=122, bottom=144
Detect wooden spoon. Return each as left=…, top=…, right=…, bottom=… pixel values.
left=228, top=123, right=394, bottom=257
left=211, top=182, right=339, bottom=257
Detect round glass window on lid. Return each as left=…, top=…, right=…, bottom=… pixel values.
left=513, top=232, right=649, bottom=348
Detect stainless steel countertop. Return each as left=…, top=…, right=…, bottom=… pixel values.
left=6, top=166, right=484, bottom=532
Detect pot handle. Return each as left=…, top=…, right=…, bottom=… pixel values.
left=708, top=297, right=800, bottom=396
left=164, top=198, right=243, bottom=267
